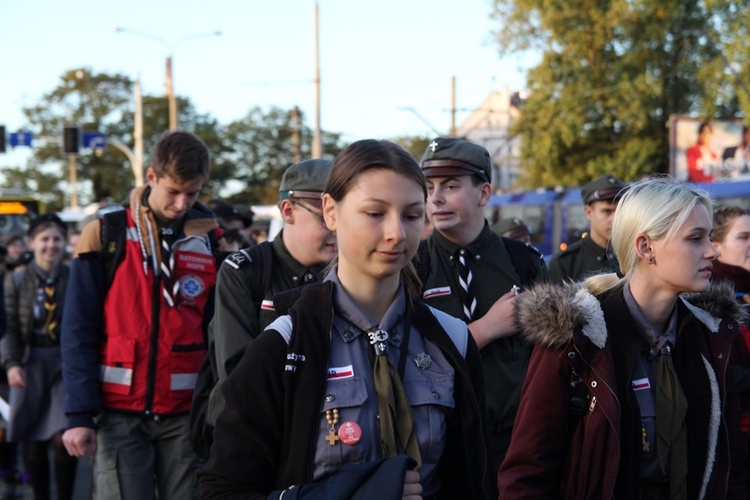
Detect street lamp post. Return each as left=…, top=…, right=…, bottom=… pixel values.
left=311, top=1, right=322, bottom=159
left=114, top=27, right=222, bottom=130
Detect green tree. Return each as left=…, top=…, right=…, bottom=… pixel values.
left=20, top=68, right=135, bottom=209
left=218, top=106, right=344, bottom=205
left=6, top=68, right=233, bottom=208
left=392, top=135, right=431, bottom=162
left=491, top=0, right=749, bottom=187
left=3, top=68, right=345, bottom=210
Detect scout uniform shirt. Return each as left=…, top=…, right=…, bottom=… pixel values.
left=421, top=222, right=542, bottom=432
left=314, top=271, right=454, bottom=498
left=207, top=231, right=327, bottom=425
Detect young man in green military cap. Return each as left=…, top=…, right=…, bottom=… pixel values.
left=199, top=159, right=337, bottom=450
left=416, top=137, right=548, bottom=475
left=548, top=174, right=626, bottom=283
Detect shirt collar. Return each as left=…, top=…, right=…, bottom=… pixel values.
left=431, top=219, right=492, bottom=260
left=623, top=282, right=678, bottom=348
left=30, top=261, right=63, bottom=281
left=324, top=264, right=406, bottom=334
left=272, top=229, right=327, bottom=284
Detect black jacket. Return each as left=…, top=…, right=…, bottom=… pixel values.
left=199, top=281, right=493, bottom=499
left=2, top=263, right=69, bottom=370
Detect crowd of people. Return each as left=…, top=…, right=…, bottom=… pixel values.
left=0, top=129, right=747, bottom=499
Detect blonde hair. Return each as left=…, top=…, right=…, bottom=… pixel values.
left=585, top=176, right=712, bottom=295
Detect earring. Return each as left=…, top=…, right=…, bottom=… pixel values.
left=649, top=258, right=654, bottom=264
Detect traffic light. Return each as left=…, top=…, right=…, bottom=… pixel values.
left=0, top=125, right=6, bottom=153
left=62, top=124, right=80, bottom=156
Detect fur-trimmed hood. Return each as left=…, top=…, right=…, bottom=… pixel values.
left=516, top=280, right=747, bottom=350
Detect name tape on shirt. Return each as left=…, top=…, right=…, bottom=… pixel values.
left=632, top=378, right=651, bottom=391
left=327, top=365, right=354, bottom=380
left=423, top=286, right=451, bottom=300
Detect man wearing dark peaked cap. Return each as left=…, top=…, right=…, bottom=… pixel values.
left=416, top=137, right=548, bottom=479
left=548, top=174, right=627, bottom=283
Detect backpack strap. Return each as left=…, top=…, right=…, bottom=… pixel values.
left=241, top=242, right=274, bottom=309
left=502, top=236, right=541, bottom=289
left=100, top=210, right=128, bottom=289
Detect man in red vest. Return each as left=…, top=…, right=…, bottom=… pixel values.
left=61, top=131, right=218, bottom=499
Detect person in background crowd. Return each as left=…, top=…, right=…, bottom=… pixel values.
left=61, top=131, right=219, bottom=500
left=207, top=199, right=245, bottom=232
left=236, top=206, right=257, bottom=246
left=710, top=205, right=750, bottom=487
left=687, top=121, right=718, bottom=183
left=64, top=230, right=81, bottom=264
left=250, top=220, right=269, bottom=244
left=548, top=174, right=626, bottom=283
left=712, top=207, right=750, bottom=309
left=207, top=199, right=251, bottom=254
left=199, top=139, right=493, bottom=498
left=493, top=217, right=532, bottom=245
left=499, top=177, right=747, bottom=499
left=198, top=159, right=336, bottom=454
left=0, top=244, right=18, bottom=500
left=4, top=233, right=29, bottom=273
left=0, top=247, right=6, bottom=276
left=417, top=137, right=547, bottom=480
left=2, top=214, right=76, bottom=500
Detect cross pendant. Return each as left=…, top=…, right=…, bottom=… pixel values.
left=325, top=429, right=339, bottom=446
left=642, top=440, right=650, bottom=452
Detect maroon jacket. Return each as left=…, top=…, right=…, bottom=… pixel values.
left=498, top=281, right=748, bottom=499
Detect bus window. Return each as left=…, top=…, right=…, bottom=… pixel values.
left=523, top=205, right=546, bottom=249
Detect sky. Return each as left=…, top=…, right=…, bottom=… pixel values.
left=0, top=0, right=536, bottom=168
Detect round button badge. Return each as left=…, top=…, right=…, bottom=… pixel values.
left=338, top=421, right=362, bottom=445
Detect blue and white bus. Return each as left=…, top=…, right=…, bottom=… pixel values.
left=486, top=178, right=750, bottom=258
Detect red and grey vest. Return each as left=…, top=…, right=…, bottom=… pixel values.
left=99, top=208, right=216, bottom=415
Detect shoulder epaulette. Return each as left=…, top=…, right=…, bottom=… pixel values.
left=223, top=249, right=253, bottom=270
left=558, top=243, right=582, bottom=257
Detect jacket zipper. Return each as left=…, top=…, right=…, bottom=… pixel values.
left=573, top=344, right=621, bottom=413
left=143, top=234, right=209, bottom=415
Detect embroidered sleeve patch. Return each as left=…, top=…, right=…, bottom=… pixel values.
left=632, top=378, right=651, bottom=391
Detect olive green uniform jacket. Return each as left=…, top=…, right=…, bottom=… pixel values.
left=206, top=232, right=328, bottom=425
left=548, top=234, right=612, bottom=284
left=420, top=222, right=547, bottom=435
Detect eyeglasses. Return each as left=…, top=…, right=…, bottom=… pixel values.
left=291, top=200, right=328, bottom=229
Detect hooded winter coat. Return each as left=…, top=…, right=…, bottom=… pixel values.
left=498, top=281, right=748, bottom=499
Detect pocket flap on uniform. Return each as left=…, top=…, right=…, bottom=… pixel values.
left=403, top=374, right=456, bottom=409
left=320, top=378, right=368, bottom=412
left=105, top=337, right=136, bottom=364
